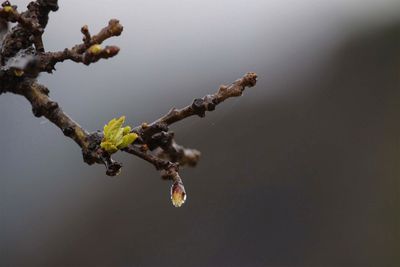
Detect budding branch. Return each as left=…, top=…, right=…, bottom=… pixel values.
left=0, top=0, right=258, bottom=207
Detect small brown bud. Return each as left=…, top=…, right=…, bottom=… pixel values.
left=14, top=69, right=24, bottom=77
left=81, top=25, right=88, bottom=33
left=140, top=144, right=148, bottom=152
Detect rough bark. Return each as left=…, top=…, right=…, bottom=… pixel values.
left=0, top=0, right=258, bottom=206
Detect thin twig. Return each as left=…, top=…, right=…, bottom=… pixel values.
left=0, top=0, right=258, bottom=206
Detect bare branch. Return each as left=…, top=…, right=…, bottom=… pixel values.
left=14, top=81, right=89, bottom=147
left=37, top=19, right=123, bottom=72
left=0, top=3, right=41, bottom=34
left=0, top=0, right=58, bottom=59
left=132, top=72, right=257, bottom=168
left=154, top=72, right=257, bottom=125
left=156, top=139, right=201, bottom=167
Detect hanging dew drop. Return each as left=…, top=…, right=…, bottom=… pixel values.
left=171, top=181, right=187, bottom=207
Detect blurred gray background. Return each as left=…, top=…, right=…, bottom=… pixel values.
left=1, top=0, right=400, bottom=266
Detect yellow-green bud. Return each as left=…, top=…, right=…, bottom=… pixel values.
left=100, top=116, right=138, bottom=154
left=3, top=6, right=13, bottom=12
left=88, top=44, right=102, bottom=55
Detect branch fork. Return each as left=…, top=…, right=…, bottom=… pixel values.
left=0, top=0, right=258, bottom=207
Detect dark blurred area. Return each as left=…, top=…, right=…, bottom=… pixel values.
left=1, top=0, right=400, bottom=266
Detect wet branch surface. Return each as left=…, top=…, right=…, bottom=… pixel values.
left=0, top=0, right=258, bottom=207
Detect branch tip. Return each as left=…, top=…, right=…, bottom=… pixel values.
left=0, top=2, right=258, bottom=206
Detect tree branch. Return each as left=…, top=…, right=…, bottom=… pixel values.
left=37, top=19, right=123, bottom=72
left=11, top=80, right=124, bottom=175
left=155, top=72, right=257, bottom=125
left=0, top=0, right=258, bottom=207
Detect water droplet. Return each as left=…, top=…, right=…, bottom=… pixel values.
left=171, top=181, right=186, bottom=207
